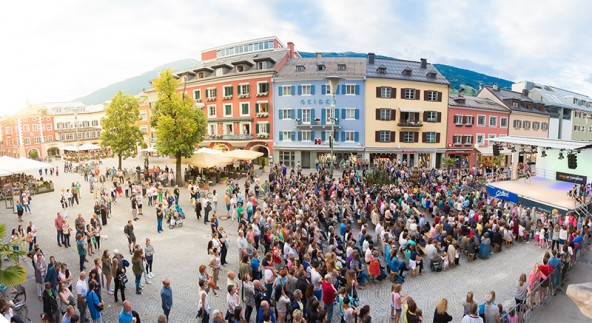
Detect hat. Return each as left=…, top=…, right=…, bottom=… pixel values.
left=113, top=249, right=119, bottom=255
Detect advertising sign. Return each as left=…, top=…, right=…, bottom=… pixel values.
left=556, top=172, right=587, bottom=185
left=486, top=185, right=519, bottom=204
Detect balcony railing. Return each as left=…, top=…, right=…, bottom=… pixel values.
left=397, top=120, right=423, bottom=127
left=205, top=134, right=254, bottom=140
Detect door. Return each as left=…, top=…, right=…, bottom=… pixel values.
left=301, top=151, right=311, bottom=169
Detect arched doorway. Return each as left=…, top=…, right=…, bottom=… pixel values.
left=250, top=145, right=269, bottom=166
left=27, top=148, right=40, bottom=160
left=47, top=147, right=60, bottom=157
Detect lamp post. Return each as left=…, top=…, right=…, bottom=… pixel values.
left=74, top=108, right=81, bottom=165
left=324, top=76, right=343, bottom=178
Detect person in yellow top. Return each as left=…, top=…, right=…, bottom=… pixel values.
left=476, top=222, right=483, bottom=236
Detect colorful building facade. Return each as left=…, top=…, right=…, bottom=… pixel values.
left=0, top=105, right=56, bottom=159
left=272, top=56, right=366, bottom=168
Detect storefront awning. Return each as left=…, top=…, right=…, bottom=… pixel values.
left=475, top=145, right=512, bottom=156
left=399, top=107, right=423, bottom=113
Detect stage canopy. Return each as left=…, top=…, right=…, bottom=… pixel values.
left=490, top=136, right=592, bottom=151
left=179, top=152, right=233, bottom=169
left=62, top=144, right=101, bottom=151
left=223, top=149, right=263, bottom=161
left=0, top=156, right=53, bottom=175
left=475, top=145, right=512, bottom=156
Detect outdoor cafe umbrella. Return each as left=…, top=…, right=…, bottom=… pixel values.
left=178, top=152, right=233, bottom=169
left=222, top=149, right=264, bottom=161
left=0, top=156, right=52, bottom=174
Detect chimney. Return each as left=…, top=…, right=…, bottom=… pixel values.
left=522, top=89, right=529, bottom=96
left=492, top=83, right=499, bottom=91
left=368, top=52, right=375, bottom=65
left=420, top=58, right=427, bottom=69
left=458, top=88, right=465, bottom=97
left=287, top=42, right=295, bottom=59
left=315, top=52, right=322, bottom=59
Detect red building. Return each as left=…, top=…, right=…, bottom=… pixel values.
left=175, top=37, right=298, bottom=162
left=0, top=106, right=56, bottom=159
left=446, top=93, right=510, bottom=167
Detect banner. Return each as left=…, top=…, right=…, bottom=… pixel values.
left=487, top=185, right=519, bottom=204
left=556, top=172, right=587, bottom=185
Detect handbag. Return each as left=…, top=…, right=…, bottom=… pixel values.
left=118, top=272, right=128, bottom=284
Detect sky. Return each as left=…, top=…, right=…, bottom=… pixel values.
left=1, top=0, right=591, bottom=115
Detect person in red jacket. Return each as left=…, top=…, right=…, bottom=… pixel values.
left=538, top=257, right=554, bottom=299
left=321, top=274, right=337, bottom=323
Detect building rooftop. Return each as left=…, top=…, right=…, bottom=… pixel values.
left=274, top=56, right=366, bottom=80
left=514, top=81, right=592, bottom=112
left=449, top=94, right=509, bottom=113
left=366, top=57, right=449, bottom=85
left=482, top=86, right=550, bottom=115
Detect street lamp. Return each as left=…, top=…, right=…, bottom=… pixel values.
left=324, top=76, right=343, bottom=178
left=73, top=107, right=81, bottom=165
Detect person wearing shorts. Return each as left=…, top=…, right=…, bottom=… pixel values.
left=124, top=221, right=136, bottom=254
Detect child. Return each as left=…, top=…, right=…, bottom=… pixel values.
left=442, top=252, right=449, bottom=271
left=391, top=284, right=407, bottom=323
left=539, top=227, right=546, bottom=249
left=534, top=227, right=540, bottom=246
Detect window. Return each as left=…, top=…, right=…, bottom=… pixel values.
left=240, top=103, right=250, bottom=116
left=23, top=138, right=30, bottom=145
left=326, top=109, right=334, bottom=124
left=301, top=131, right=312, bottom=141
left=426, top=91, right=438, bottom=101
left=404, top=89, right=416, bottom=100
left=541, top=122, right=548, bottom=131
left=241, top=123, right=251, bottom=135
left=258, top=82, right=270, bottom=94
left=523, top=121, right=530, bottom=129
left=425, top=111, right=438, bottom=122
left=454, top=115, right=464, bottom=125
left=193, top=90, right=201, bottom=100
left=46, top=124, right=52, bottom=131
left=378, top=67, right=387, bottom=74
left=279, top=151, right=295, bottom=167
left=282, top=130, right=292, bottom=141
left=23, top=125, right=29, bottom=132
left=208, top=105, right=216, bottom=118
left=345, top=85, right=356, bottom=95
left=257, top=61, right=268, bottom=70
left=425, top=132, right=437, bottom=143
left=296, top=65, right=305, bottom=72
left=301, top=85, right=312, bottom=95
left=488, top=134, right=497, bottom=144
left=302, top=108, right=311, bottom=124
left=324, top=131, right=333, bottom=142
left=32, top=124, right=38, bottom=131
left=208, top=124, right=217, bottom=135
left=344, top=108, right=356, bottom=120
left=337, top=64, right=346, bottom=71
left=477, top=115, right=486, bottom=126
left=325, top=84, right=332, bottom=95
left=223, top=85, right=233, bottom=97
left=206, top=88, right=217, bottom=99
left=500, top=117, right=508, bottom=128
left=476, top=134, right=485, bottom=146
left=378, top=109, right=393, bottom=120
left=464, top=116, right=474, bottom=125
left=139, top=126, right=147, bottom=134
left=345, top=131, right=355, bottom=142
left=256, top=102, right=269, bottom=113
left=317, top=64, right=325, bottom=71
left=380, top=87, right=392, bottom=98
left=139, top=111, right=147, bottom=120
left=512, top=101, right=519, bottom=108
left=47, top=136, right=53, bottom=142
left=238, top=84, right=250, bottom=96
left=489, top=116, right=497, bottom=127
left=224, top=104, right=232, bottom=117
left=256, top=122, right=269, bottom=134
left=513, top=120, right=522, bottom=128
left=280, top=109, right=292, bottom=119
left=453, top=135, right=462, bottom=145
left=464, top=135, right=473, bottom=144
left=402, top=132, right=416, bottom=143
left=281, top=86, right=291, bottom=96
left=532, top=121, right=540, bottom=130
left=33, top=137, right=41, bottom=144
left=82, top=121, right=90, bottom=127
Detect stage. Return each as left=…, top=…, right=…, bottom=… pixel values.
left=486, top=177, right=583, bottom=213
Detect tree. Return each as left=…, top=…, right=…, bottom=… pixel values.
left=151, top=70, right=207, bottom=185
left=100, top=91, right=144, bottom=169
left=0, top=224, right=27, bottom=286
left=28, top=149, right=39, bottom=160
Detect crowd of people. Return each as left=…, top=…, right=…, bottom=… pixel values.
left=1, top=156, right=591, bottom=323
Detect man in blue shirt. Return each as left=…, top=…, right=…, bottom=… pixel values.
left=118, top=300, right=134, bottom=323
left=256, top=300, right=276, bottom=323
left=86, top=281, right=104, bottom=323
left=160, top=279, right=173, bottom=321
left=548, top=250, right=563, bottom=290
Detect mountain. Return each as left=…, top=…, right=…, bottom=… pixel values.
left=76, top=58, right=200, bottom=104
left=76, top=52, right=513, bottom=104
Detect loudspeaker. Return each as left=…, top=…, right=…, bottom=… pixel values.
left=493, top=144, right=500, bottom=156
left=567, top=154, right=577, bottom=169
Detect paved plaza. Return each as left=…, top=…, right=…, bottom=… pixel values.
left=0, top=156, right=571, bottom=322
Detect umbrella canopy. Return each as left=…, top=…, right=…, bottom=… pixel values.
left=195, top=147, right=223, bottom=155
left=139, top=147, right=157, bottom=153
left=62, top=144, right=101, bottom=151
left=223, top=149, right=264, bottom=161
left=179, top=152, right=233, bottom=169
left=0, top=156, right=52, bottom=174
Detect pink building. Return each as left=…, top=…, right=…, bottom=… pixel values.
left=446, top=93, right=510, bottom=167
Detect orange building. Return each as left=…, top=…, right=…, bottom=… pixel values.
left=174, top=37, right=298, bottom=161
left=0, top=105, right=56, bottom=158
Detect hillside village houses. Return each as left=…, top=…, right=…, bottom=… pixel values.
left=2, top=36, right=591, bottom=169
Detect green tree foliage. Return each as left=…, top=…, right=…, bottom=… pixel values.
left=100, top=91, right=144, bottom=169
left=28, top=149, right=39, bottom=160
left=151, top=70, right=207, bottom=185
left=0, top=224, right=27, bottom=286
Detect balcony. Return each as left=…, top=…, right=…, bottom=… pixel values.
left=205, top=134, right=254, bottom=141
left=206, top=97, right=217, bottom=102
left=238, top=94, right=250, bottom=99
left=397, top=120, right=423, bottom=127
left=256, top=112, right=269, bottom=118
left=256, top=92, right=268, bottom=97
left=222, top=95, right=233, bottom=100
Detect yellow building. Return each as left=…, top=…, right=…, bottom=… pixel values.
left=364, top=55, right=450, bottom=168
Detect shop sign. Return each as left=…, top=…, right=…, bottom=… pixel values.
left=300, top=99, right=332, bottom=105
left=486, top=185, right=519, bottom=203
left=556, top=172, right=587, bottom=185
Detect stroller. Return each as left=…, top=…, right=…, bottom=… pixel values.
left=167, top=204, right=185, bottom=229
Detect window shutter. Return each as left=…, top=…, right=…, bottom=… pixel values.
left=390, top=87, right=396, bottom=99
left=391, top=109, right=396, bottom=120
left=205, top=90, right=209, bottom=98
left=298, top=131, right=302, bottom=141
left=436, top=133, right=441, bottom=143
left=437, top=92, right=443, bottom=102
left=291, top=109, right=296, bottom=119
left=311, top=109, right=316, bottom=121
left=334, top=109, right=340, bottom=125
left=322, top=85, right=327, bottom=95
left=423, top=112, right=428, bottom=122
left=311, top=85, right=315, bottom=95
left=291, top=131, right=295, bottom=141
left=311, top=131, right=315, bottom=140
left=355, top=85, right=360, bottom=95
left=376, top=109, right=381, bottom=120
left=415, top=89, right=420, bottom=100
left=341, top=85, right=346, bottom=95
left=424, top=90, right=429, bottom=101
left=266, top=123, right=270, bottom=134
left=279, top=132, right=283, bottom=141
left=355, top=109, right=360, bottom=119
left=401, top=88, right=405, bottom=98
left=390, top=131, right=396, bottom=142
left=376, top=87, right=381, bottom=98
left=375, top=131, right=380, bottom=142
left=414, top=132, right=419, bottom=142
left=321, top=109, right=326, bottom=125
left=436, top=112, right=442, bottom=122
left=255, top=103, right=260, bottom=113
left=298, top=109, right=303, bottom=125
left=341, top=132, right=346, bottom=142
left=399, top=132, right=404, bottom=142
left=341, top=109, right=346, bottom=120
left=354, top=132, right=359, bottom=142
left=298, top=86, right=302, bottom=95
left=322, top=132, right=326, bottom=141
left=214, top=88, right=217, bottom=97
left=278, top=86, right=283, bottom=96
left=279, top=110, right=283, bottom=120
left=422, top=132, right=427, bottom=143
left=291, top=86, right=295, bottom=95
